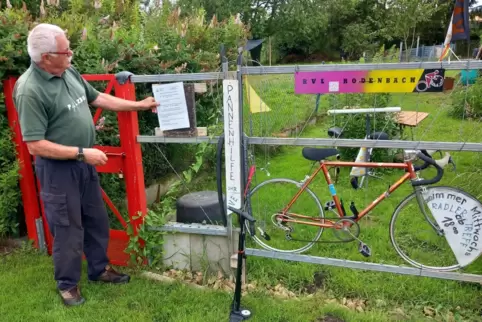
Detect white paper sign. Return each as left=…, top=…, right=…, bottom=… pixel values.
left=329, top=81, right=339, bottom=92
left=223, top=80, right=242, bottom=213
left=152, top=82, right=190, bottom=131
left=423, top=187, right=482, bottom=268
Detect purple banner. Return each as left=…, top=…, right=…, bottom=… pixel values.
left=294, top=69, right=444, bottom=94
left=295, top=71, right=368, bottom=94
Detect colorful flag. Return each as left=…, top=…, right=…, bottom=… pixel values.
left=452, top=0, right=471, bottom=41
left=439, top=0, right=470, bottom=61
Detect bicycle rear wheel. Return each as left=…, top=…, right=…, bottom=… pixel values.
left=245, top=178, right=325, bottom=253
left=390, top=185, right=482, bottom=271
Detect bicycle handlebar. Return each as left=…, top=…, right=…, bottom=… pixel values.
left=412, top=149, right=432, bottom=171
left=411, top=151, right=444, bottom=187
left=228, top=206, right=256, bottom=237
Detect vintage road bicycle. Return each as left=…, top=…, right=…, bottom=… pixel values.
left=244, top=148, right=482, bottom=272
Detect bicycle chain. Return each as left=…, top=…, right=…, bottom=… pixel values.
left=259, top=216, right=362, bottom=244
left=286, top=236, right=354, bottom=244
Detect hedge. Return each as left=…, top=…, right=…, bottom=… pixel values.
left=0, top=1, right=249, bottom=238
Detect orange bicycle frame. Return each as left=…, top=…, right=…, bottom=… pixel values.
left=279, top=160, right=419, bottom=228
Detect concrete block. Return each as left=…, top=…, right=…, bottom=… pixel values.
left=161, top=226, right=240, bottom=276
left=189, top=234, right=232, bottom=273
left=162, top=233, right=191, bottom=270
left=230, top=253, right=246, bottom=284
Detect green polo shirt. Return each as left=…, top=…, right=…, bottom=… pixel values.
left=13, top=62, right=100, bottom=148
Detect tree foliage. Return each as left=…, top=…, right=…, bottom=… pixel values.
left=177, top=0, right=481, bottom=62
left=385, top=0, right=448, bottom=61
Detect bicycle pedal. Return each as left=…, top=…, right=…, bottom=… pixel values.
left=259, top=229, right=271, bottom=241
left=340, top=199, right=347, bottom=216
left=350, top=177, right=359, bottom=190
left=358, top=242, right=371, bottom=257
left=324, top=200, right=336, bottom=210
left=349, top=201, right=359, bottom=218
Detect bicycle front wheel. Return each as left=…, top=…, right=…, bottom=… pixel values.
left=246, top=178, right=325, bottom=253
left=390, top=185, right=482, bottom=271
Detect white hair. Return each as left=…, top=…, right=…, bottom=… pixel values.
left=27, top=23, right=66, bottom=63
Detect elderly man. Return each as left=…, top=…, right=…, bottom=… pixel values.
left=13, top=23, right=159, bottom=306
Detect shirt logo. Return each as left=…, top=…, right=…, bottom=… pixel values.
left=67, top=95, right=87, bottom=111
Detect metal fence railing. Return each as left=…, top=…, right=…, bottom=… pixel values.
left=136, top=58, right=482, bottom=284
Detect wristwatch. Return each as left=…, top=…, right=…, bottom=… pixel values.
left=76, top=147, right=85, bottom=161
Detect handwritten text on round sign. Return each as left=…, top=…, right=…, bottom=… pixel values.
left=423, top=187, right=482, bottom=268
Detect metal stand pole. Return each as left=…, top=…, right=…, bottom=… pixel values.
left=228, top=207, right=255, bottom=322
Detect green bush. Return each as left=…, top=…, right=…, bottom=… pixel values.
left=449, top=76, right=482, bottom=119
left=322, top=45, right=401, bottom=164
left=326, top=93, right=400, bottom=163
left=0, top=3, right=248, bottom=237
left=0, top=98, right=20, bottom=238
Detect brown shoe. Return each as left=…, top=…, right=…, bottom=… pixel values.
left=59, top=286, right=85, bottom=306
left=91, top=265, right=130, bottom=284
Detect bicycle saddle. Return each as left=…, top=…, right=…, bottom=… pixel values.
left=367, top=131, right=389, bottom=140
left=327, top=127, right=344, bottom=138
left=302, top=148, right=339, bottom=162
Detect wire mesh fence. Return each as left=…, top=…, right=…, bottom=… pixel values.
left=133, top=58, right=482, bottom=239
left=131, top=70, right=229, bottom=227
left=239, top=60, right=482, bottom=275
left=241, top=61, right=482, bottom=147
left=127, top=54, right=482, bottom=296
left=242, top=73, right=319, bottom=138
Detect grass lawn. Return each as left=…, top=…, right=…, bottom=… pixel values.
left=4, top=68, right=482, bottom=321
left=0, top=245, right=453, bottom=322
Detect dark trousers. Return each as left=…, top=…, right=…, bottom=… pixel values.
left=35, top=157, right=110, bottom=291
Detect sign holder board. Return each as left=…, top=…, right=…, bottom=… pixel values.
left=152, top=82, right=197, bottom=137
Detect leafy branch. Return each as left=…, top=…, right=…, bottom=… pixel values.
left=125, top=142, right=211, bottom=269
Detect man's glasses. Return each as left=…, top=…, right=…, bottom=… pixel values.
left=48, top=49, right=73, bottom=56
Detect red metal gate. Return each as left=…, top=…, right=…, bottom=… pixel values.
left=2, top=72, right=146, bottom=266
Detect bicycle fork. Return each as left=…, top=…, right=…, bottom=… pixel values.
left=413, top=185, right=444, bottom=236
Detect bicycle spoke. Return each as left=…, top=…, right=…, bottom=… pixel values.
left=246, top=178, right=325, bottom=253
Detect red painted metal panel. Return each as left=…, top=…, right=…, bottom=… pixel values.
left=108, top=229, right=131, bottom=266
left=101, top=189, right=128, bottom=229
left=93, top=146, right=125, bottom=173
left=2, top=77, right=42, bottom=248
left=82, top=74, right=116, bottom=82
left=114, top=79, right=147, bottom=236
left=34, top=170, right=53, bottom=255
left=92, top=79, right=115, bottom=125
left=2, top=73, right=145, bottom=267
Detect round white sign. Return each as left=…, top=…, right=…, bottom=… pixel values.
left=423, top=187, right=482, bottom=268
